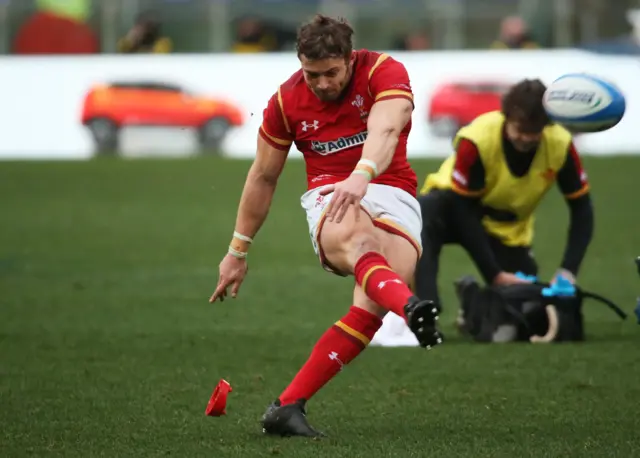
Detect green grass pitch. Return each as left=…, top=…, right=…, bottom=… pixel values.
left=1, top=155, right=640, bottom=457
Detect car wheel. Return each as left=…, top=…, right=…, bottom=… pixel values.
left=87, top=118, right=119, bottom=156
left=429, top=116, right=459, bottom=138
left=199, top=117, right=231, bottom=153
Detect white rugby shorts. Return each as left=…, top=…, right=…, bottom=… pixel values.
left=300, top=183, right=423, bottom=274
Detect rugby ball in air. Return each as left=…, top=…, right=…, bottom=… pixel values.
left=542, top=73, right=626, bottom=133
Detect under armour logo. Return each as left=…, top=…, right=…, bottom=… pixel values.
left=301, top=120, right=319, bottom=131
left=328, top=351, right=344, bottom=369
left=378, top=279, right=402, bottom=289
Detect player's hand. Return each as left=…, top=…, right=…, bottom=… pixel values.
left=551, top=268, right=576, bottom=285
left=493, top=271, right=532, bottom=286
left=319, top=173, right=370, bottom=224
left=209, top=254, right=248, bottom=302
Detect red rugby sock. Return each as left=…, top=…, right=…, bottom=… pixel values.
left=279, top=306, right=382, bottom=406
left=354, top=251, right=414, bottom=319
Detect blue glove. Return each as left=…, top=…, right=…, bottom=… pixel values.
left=542, top=274, right=576, bottom=297
left=515, top=271, right=538, bottom=282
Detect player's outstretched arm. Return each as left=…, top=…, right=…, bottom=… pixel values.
left=359, top=98, right=413, bottom=176
left=233, top=134, right=288, bottom=244
left=209, top=135, right=288, bottom=302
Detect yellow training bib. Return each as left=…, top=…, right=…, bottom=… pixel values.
left=422, top=111, right=572, bottom=246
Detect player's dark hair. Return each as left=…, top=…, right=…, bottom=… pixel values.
left=501, top=78, right=550, bottom=133
left=296, top=15, right=354, bottom=61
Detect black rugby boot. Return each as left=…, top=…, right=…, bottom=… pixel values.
left=261, top=399, right=325, bottom=438
left=403, top=296, right=444, bottom=349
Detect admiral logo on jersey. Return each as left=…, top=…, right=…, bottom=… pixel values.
left=311, top=131, right=368, bottom=155
left=257, top=49, right=418, bottom=195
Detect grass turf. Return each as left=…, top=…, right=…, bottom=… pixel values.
left=1, top=155, right=639, bottom=457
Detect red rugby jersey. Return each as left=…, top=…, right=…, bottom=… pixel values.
left=259, top=49, right=418, bottom=197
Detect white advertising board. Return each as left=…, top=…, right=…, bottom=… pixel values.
left=0, top=49, right=637, bottom=160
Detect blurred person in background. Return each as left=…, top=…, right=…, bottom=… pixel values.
left=231, top=16, right=297, bottom=53
left=415, top=79, right=594, bottom=330
left=491, top=16, right=539, bottom=49
left=579, top=8, right=640, bottom=55
left=231, top=16, right=278, bottom=53
left=13, top=0, right=98, bottom=54
left=393, top=31, right=430, bottom=51
left=117, top=11, right=172, bottom=53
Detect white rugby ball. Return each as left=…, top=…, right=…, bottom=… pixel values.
left=542, top=73, right=626, bottom=133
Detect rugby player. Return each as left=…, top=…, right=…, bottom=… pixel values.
left=415, top=79, right=594, bottom=324
left=209, top=15, right=442, bottom=437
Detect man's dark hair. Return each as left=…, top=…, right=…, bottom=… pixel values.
left=135, top=11, right=161, bottom=47
left=296, top=15, right=354, bottom=61
left=501, top=78, right=550, bottom=133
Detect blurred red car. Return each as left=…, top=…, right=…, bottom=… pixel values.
left=81, top=81, right=245, bottom=155
left=427, top=81, right=512, bottom=138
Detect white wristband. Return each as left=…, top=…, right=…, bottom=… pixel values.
left=357, top=159, right=379, bottom=178
left=228, top=246, right=248, bottom=259
left=351, top=169, right=373, bottom=181
left=233, top=231, right=253, bottom=243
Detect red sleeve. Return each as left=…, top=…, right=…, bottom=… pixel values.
left=258, top=87, right=294, bottom=151
left=557, top=142, right=590, bottom=199
left=368, top=54, right=414, bottom=106
left=451, top=139, right=486, bottom=197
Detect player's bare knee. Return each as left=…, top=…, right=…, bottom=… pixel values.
left=325, top=222, right=381, bottom=264
left=346, top=231, right=382, bottom=266
left=321, top=213, right=381, bottom=272
left=379, top=231, right=418, bottom=284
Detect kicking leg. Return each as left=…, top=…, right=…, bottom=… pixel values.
left=320, top=207, right=438, bottom=331
left=319, top=208, right=441, bottom=347
left=366, top=225, right=443, bottom=347
left=262, top=209, right=440, bottom=438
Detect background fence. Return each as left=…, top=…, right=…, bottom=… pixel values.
left=2, top=0, right=640, bottom=54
